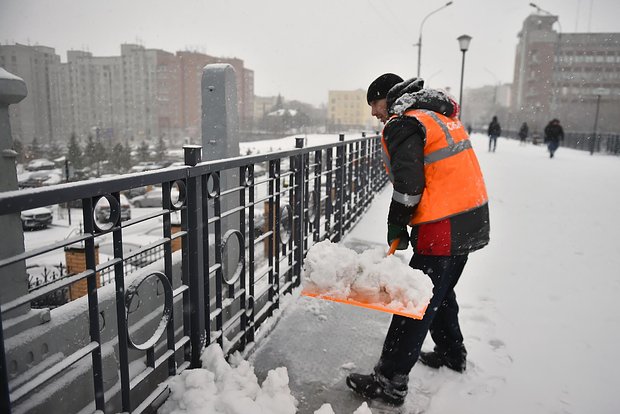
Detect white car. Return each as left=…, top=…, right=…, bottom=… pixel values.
left=21, top=207, right=53, bottom=229
left=26, top=158, right=55, bottom=171
left=130, top=162, right=164, bottom=173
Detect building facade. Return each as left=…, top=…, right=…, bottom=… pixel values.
left=0, top=44, right=60, bottom=144
left=0, top=43, right=254, bottom=145
left=511, top=14, right=620, bottom=134
left=327, top=89, right=378, bottom=132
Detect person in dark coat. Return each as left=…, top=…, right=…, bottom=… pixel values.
left=544, top=119, right=564, bottom=158
left=518, top=122, right=529, bottom=145
left=345, top=73, right=490, bottom=406
left=487, top=116, right=501, bottom=152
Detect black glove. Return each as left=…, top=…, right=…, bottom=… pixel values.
left=387, top=223, right=409, bottom=250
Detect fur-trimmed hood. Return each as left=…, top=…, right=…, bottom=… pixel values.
left=386, top=78, right=458, bottom=118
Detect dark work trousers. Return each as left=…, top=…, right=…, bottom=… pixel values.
left=375, top=254, right=469, bottom=380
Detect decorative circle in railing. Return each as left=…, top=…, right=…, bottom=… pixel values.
left=170, top=180, right=187, bottom=210
left=125, top=271, right=173, bottom=351
left=246, top=295, right=255, bottom=319
left=221, top=229, right=245, bottom=286
left=93, top=194, right=120, bottom=232
left=308, top=190, right=318, bottom=223
left=244, top=165, right=254, bottom=186
left=206, top=173, right=220, bottom=198
left=279, top=204, right=293, bottom=244
left=99, top=310, right=106, bottom=332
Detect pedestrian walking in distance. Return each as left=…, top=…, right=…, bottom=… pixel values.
left=345, top=73, right=490, bottom=406
left=518, top=122, right=529, bottom=145
left=487, top=115, right=501, bottom=152
left=544, top=118, right=564, bottom=158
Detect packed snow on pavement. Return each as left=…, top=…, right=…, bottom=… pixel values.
left=156, top=133, right=620, bottom=414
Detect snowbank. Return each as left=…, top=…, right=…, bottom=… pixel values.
left=158, top=343, right=373, bottom=414
left=159, top=344, right=297, bottom=414
left=302, top=240, right=433, bottom=316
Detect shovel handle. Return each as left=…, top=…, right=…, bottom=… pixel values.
left=387, top=238, right=401, bottom=256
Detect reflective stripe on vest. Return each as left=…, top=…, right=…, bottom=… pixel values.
left=381, top=109, right=488, bottom=225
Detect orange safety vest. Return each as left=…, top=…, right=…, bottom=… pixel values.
left=382, top=109, right=488, bottom=226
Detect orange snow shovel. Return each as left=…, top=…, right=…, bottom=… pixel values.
left=301, top=239, right=428, bottom=319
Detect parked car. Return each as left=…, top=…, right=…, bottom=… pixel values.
left=94, top=194, right=131, bottom=223
left=21, top=207, right=53, bottom=230
left=130, top=162, right=165, bottom=173
left=131, top=187, right=180, bottom=208
left=18, top=170, right=63, bottom=188
left=123, top=186, right=149, bottom=199
left=25, top=158, right=55, bottom=171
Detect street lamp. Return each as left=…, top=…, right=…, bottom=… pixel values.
left=590, top=87, right=610, bottom=155
left=416, top=1, right=454, bottom=77
left=457, top=34, right=472, bottom=116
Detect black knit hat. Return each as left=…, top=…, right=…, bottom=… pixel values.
left=366, top=73, right=404, bottom=104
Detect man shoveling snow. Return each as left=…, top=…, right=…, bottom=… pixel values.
left=338, top=73, right=490, bottom=407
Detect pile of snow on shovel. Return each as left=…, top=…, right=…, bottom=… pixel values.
left=303, top=240, right=433, bottom=315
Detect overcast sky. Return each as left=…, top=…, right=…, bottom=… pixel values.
left=1, top=0, right=619, bottom=106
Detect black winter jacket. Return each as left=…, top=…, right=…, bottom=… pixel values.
left=544, top=122, right=564, bottom=143
left=383, top=83, right=490, bottom=256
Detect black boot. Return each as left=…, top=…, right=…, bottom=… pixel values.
left=346, top=371, right=407, bottom=406
left=418, top=350, right=466, bottom=373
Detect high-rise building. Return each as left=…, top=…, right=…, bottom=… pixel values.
left=1, top=43, right=254, bottom=145
left=0, top=44, right=60, bottom=144
left=511, top=14, right=620, bottom=133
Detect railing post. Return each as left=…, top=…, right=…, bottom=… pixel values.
left=293, top=138, right=305, bottom=288
left=334, top=134, right=346, bottom=242
left=80, top=197, right=105, bottom=411
left=184, top=145, right=206, bottom=368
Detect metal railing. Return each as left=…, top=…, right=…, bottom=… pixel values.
left=496, top=128, right=620, bottom=155
left=0, top=134, right=388, bottom=413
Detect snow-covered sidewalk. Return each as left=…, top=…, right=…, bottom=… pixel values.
left=161, top=134, right=620, bottom=413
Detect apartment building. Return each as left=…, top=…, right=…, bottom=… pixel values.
left=253, top=96, right=279, bottom=120
left=327, top=89, right=378, bottom=132
left=511, top=14, right=620, bottom=133
left=0, top=44, right=60, bottom=143
left=1, top=43, right=254, bottom=144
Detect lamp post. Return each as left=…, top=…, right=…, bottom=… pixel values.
left=590, top=87, right=610, bottom=155
left=416, top=1, right=454, bottom=77
left=457, top=34, right=472, bottom=116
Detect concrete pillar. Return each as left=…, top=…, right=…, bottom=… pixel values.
left=201, top=64, right=242, bottom=282
left=0, top=68, right=32, bottom=325
left=201, top=63, right=240, bottom=161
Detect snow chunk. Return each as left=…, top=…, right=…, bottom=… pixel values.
left=303, top=240, right=433, bottom=315
left=159, top=343, right=297, bottom=414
